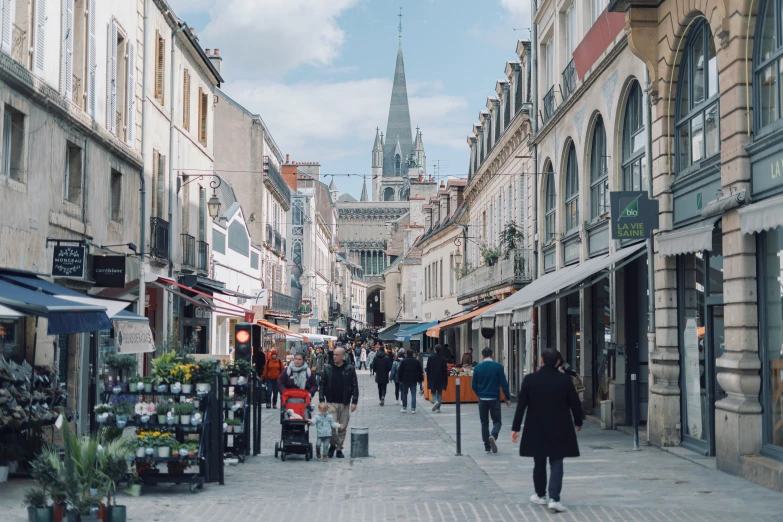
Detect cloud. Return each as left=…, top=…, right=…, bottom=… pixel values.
left=167, top=0, right=359, bottom=79
left=499, top=0, right=529, bottom=18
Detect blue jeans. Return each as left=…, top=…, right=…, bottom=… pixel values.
left=433, top=390, right=443, bottom=408
left=478, top=399, right=501, bottom=449
left=266, top=378, right=279, bottom=406
left=533, top=456, right=564, bottom=502
left=401, top=382, right=417, bottom=410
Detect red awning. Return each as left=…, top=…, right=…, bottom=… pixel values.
left=152, top=277, right=250, bottom=317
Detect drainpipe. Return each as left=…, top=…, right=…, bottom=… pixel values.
left=168, top=24, right=185, bottom=280
left=531, top=11, right=539, bottom=371
left=645, top=69, right=655, bottom=335
left=137, top=0, right=149, bottom=315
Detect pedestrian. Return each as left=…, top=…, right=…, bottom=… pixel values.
left=319, top=347, right=359, bottom=458
left=390, top=349, right=404, bottom=404
left=397, top=349, right=423, bottom=414
left=359, top=346, right=368, bottom=370
left=261, top=349, right=285, bottom=409
left=253, top=346, right=266, bottom=379
left=310, top=402, right=343, bottom=462
left=471, top=347, right=511, bottom=454
left=367, top=346, right=377, bottom=375
left=313, top=346, right=326, bottom=386
left=511, top=348, right=583, bottom=513
left=354, top=344, right=361, bottom=365
left=278, top=351, right=319, bottom=396
left=460, top=347, right=474, bottom=366
left=441, top=343, right=455, bottom=364
left=372, top=346, right=392, bottom=406
left=425, top=344, right=449, bottom=413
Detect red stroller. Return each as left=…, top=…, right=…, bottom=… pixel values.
left=274, top=388, right=314, bottom=461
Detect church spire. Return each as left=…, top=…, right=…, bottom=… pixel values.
left=382, top=17, right=413, bottom=178
left=360, top=176, right=368, bottom=202
left=373, top=127, right=382, bottom=151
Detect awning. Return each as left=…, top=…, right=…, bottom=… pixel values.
left=395, top=321, right=437, bottom=342
left=256, top=318, right=303, bottom=338
left=152, top=277, right=248, bottom=318
left=738, top=194, right=783, bottom=235
left=0, top=279, right=111, bottom=335
left=378, top=322, right=416, bottom=341
left=0, top=303, right=24, bottom=318
left=426, top=301, right=501, bottom=338
left=113, top=311, right=155, bottom=354
left=55, top=295, right=130, bottom=318
left=303, top=333, right=338, bottom=342
left=656, top=217, right=720, bottom=257
left=191, top=279, right=255, bottom=300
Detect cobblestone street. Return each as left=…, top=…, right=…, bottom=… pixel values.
left=4, top=372, right=783, bottom=521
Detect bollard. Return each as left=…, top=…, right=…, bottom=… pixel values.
left=350, top=427, right=369, bottom=458
left=455, top=378, right=462, bottom=456
left=631, top=373, right=640, bottom=451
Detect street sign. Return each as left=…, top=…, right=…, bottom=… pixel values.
left=610, top=191, right=659, bottom=240
left=52, top=245, right=85, bottom=278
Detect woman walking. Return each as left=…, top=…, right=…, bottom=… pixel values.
left=372, top=348, right=392, bottom=406
left=278, top=351, right=318, bottom=396
left=367, top=346, right=377, bottom=375
left=390, top=349, right=404, bottom=405
left=359, top=346, right=368, bottom=370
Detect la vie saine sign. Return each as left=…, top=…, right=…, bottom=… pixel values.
left=610, top=191, right=659, bottom=240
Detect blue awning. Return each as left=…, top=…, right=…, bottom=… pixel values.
left=378, top=322, right=416, bottom=341
left=0, top=279, right=111, bottom=335
left=395, top=321, right=438, bottom=342
left=0, top=273, right=83, bottom=297
left=113, top=310, right=149, bottom=323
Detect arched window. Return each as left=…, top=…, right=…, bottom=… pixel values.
left=564, top=144, right=579, bottom=232
left=590, top=116, right=608, bottom=218
left=384, top=187, right=394, bottom=201
left=394, top=155, right=401, bottom=176
left=622, top=82, right=648, bottom=190
left=544, top=162, right=556, bottom=243
left=677, top=21, right=719, bottom=173
left=756, top=0, right=782, bottom=129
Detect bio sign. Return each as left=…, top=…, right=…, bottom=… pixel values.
left=610, top=191, right=659, bottom=240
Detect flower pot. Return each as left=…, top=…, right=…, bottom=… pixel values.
left=222, top=376, right=229, bottom=385
left=196, top=383, right=211, bottom=393
left=111, top=386, right=122, bottom=395
left=115, top=415, right=128, bottom=428
left=235, top=401, right=244, bottom=409
left=156, top=384, right=168, bottom=393
left=8, top=461, right=18, bottom=474
left=135, top=447, right=146, bottom=458
left=237, top=376, right=246, bottom=386
left=106, top=506, right=126, bottom=522
left=96, top=413, right=109, bottom=424
left=53, top=504, right=65, bottom=522
left=166, top=415, right=179, bottom=425
left=143, top=383, right=153, bottom=393
left=0, top=465, right=9, bottom=482
left=139, top=414, right=150, bottom=424
left=156, top=414, right=165, bottom=424
left=125, top=484, right=141, bottom=497
left=229, top=377, right=239, bottom=385
left=178, top=447, right=189, bottom=457
left=234, top=425, right=243, bottom=434
left=170, top=384, right=182, bottom=394
left=134, top=382, right=145, bottom=392
left=145, top=447, right=155, bottom=456
left=180, top=415, right=190, bottom=425
left=79, top=515, right=100, bottom=522
left=226, top=425, right=233, bottom=433
left=27, top=506, right=53, bottom=522
left=157, top=446, right=170, bottom=458
left=181, top=384, right=192, bottom=394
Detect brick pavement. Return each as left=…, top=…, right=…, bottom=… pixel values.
left=3, top=371, right=783, bottom=521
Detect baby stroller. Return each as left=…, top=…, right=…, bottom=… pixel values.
left=274, top=388, right=314, bottom=461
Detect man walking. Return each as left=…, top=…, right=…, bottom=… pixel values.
left=511, top=348, right=583, bottom=513
left=425, top=344, right=448, bottom=413
left=397, top=349, right=423, bottom=414
left=471, top=347, right=511, bottom=453
left=319, top=346, right=359, bottom=459
left=372, top=347, right=392, bottom=406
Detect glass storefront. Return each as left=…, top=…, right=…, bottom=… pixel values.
left=761, top=229, right=783, bottom=452
left=566, top=292, right=581, bottom=372
left=593, top=280, right=611, bottom=409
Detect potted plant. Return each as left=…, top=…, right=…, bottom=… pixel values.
left=479, top=243, right=502, bottom=266
left=30, top=446, right=65, bottom=522
left=172, top=363, right=194, bottom=393
left=93, top=404, right=112, bottom=425
left=155, top=403, right=170, bottom=425
left=156, top=434, right=177, bottom=458
left=67, top=496, right=102, bottom=522
left=109, top=396, right=135, bottom=428
left=24, top=488, right=53, bottom=522
left=97, top=438, right=133, bottom=522
left=232, top=417, right=244, bottom=434
left=60, top=425, right=108, bottom=522
left=141, top=376, right=154, bottom=393
left=151, top=352, right=179, bottom=392
left=192, top=359, right=219, bottom=393
left=177, top=402, right=194, bottom=425
left=0, top=443, right=23, bottom=482
left=104, top=355, right=137, bottom=391
left=127, top=376, right=144, bottom=393
left=498, top=221, right=525, bottom=259
left=124, top=475, right=141, bottom=498
left=225, top=418, right=242, bottom=433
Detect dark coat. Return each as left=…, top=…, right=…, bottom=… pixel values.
left=425, top=353, right=448, bottom=391
left=277, top=364, right=319, bottom=396
left=372, top=351, right=393, bottom=384
left=319, top=362, right=360, bottom=405
left=397, top=356, right=423, bottom=384
left=511, top=365, right=584, bottom=459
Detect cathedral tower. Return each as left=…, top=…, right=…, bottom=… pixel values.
left=371, top=128, right=383, bottom=201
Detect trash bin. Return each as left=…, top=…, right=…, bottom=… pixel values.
left=350, top=427, right=369, bottom=458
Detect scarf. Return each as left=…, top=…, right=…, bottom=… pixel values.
left=289, top=363, right=308, bottom=389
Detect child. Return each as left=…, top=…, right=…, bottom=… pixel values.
left=311, top=402, right=343, bottom=462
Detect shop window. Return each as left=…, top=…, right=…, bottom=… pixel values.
left=761, top=229, right=783, bottom=452
left=590, top=116, right=608, bottom=218
left=0, top=318, right=24, bottom=362
left=676, top=22, right=719, bottom=175
left=2, top=104, right=25, bottom=181
left=622, top=82, right=647, bottom=191
left=64, top=142, right=82, bottom=204
left=544, top=162, right=556, bottom=244
left=564, top=143, right=579, bottom=233
left=755, top=0, right=783, bottom=130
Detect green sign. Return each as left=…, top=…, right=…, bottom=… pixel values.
left=610, top=191, right=659, bottom=240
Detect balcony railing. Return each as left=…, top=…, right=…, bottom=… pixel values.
left=197, top=240, right=209, bottom=272
left=562, top=59, right=576, bottom=102
left=263, top=156, right=292, bottom=202
left=457, top=249, right=532, bottom=301
left=268, top=291, right=297, bottom=314
left=542, top=86, right=557, bottom=125
left=150, top=217, right=170, bottom=260
left=181, top=234, right=196, bottom=269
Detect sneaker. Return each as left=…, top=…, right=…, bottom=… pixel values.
left=323, top=456, right=328, bottom=462
left=432, top=403, right=438, bottom=412
left=400, top=408, right=407, bottom=413
left=396, top=399, right=399, bottom=405
left=335, top=450, right=344, bottom=459
left=380, top=399, right=384, bottom=406
left=327, top=445, right=335, bottom=458
left=489, top=436, right=498, bottom=454
left=265, top=404, right=271, bottom=409
left=485, top=448, right=491, bottom=453
left=548, top=501, right=567, bottom=513
left=529, top=494, right=547, bottom=505
left=435, top=408, right=441, bottom=413
left=316, top=448, right=322, bottom=459
left=272, top=404, right=277, bottom=409
left=411, top=409, right=416, bottom=414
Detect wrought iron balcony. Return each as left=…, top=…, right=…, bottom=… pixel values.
left=268, top=291, right=297, bottom=314
left=149, top=217, right=170, bottom=260
left=263, top=156, right=292, bottom=203
left=457, top=249, right=532, bottom=302
left=180, top=234, right=196, bottom=269
left=197, top=240, right=209, bottom=272
left=542, top=86, right=557, bottom=125
left=562, top=59, right=576, bottom=102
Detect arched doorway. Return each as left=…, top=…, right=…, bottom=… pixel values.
left=367, top=287, right=384, bottom=327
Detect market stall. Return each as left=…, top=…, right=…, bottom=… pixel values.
left=424, top=367, right=506, bottom=404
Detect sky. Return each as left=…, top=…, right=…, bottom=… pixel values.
left=167, top=0, right=533, bottom=200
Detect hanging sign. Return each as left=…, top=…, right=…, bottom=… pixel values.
left=52, top=246, right=85, bottom=278
left=92, top=255, right=126, bottom=287
left=610, top=191, right=660, bottom=240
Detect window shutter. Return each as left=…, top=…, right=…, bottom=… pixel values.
left=33, top=0, right=46, bottom=74
left=87, top=0, right=96, bottom=116
left=106, top=21, right=117, bottom=133
left=2, top=0, right=14, bottom=54
left=59, top=0, right=73, bottom=98
left=157, top=153, right=166, bottom=217
left=151, top=150, right=159, bottom=217
left=198, top=89, right=208, bottom=146
left=198, top=187, right=206, bottom=241
left=182, top=69, right=190, bottom=130
left=379, top=291, right=385, bottom=313
left=155, top=31, right=164, bottom=104
left=126, top=42, right=135, bottom=145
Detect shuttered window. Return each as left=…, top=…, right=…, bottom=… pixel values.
left=106, top=20, right=117, bottom=133
left=33, top=0, right=46, bottom=74
left=151, top=149, right=166, bottom=217
left=60, top=0, right=74, bottom=99
left=87, top=0, right=96, bottom=117
left=198, top=88, right=208, bottom=146
left=125, top=42, right=135, bottom=145
left=154, top=30, right=164, bottom=104
left=182, top=69, right=190, bottom=130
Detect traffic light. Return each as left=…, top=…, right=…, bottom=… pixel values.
left=234, top=322, right=252, bottom=361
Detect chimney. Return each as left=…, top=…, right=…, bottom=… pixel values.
left=286, top=154, right=290, bottom=164
left=209, top=48, right=222, bottom=74
left=205, top=49, right=211, bottom=55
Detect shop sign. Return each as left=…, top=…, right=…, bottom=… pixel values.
left=115, top=321, right=155, bottom=354
left=564, top=240, right=580, bottom=265
left=751, top=147, right=783, bottom=195
left=52, top=246, right=85, bottom=278
left=683, top=318, right=702, bottom=439
left=92, top=255, right=126, bottom=287
left=194, top=307, right=211, bottom=319
left=610, top=191, right=659, bottom=240
left=299, top=299, right=312, bottom=315
left=299, top=328, right=310, bottom=334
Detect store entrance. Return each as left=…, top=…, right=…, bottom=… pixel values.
left=624, top=255, right=649, bottom=425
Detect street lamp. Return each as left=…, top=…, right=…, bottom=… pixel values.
left=454, top=249, right=463, bottom=268
left=207, top=193, right=221, bottom=219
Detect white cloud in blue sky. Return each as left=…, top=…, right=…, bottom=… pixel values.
left=168, top=0, right=532, bottom=199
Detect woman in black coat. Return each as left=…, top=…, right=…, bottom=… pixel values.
left=372, top=349, right=393, bottom=406
left=425, top=345, right=449, bottom=412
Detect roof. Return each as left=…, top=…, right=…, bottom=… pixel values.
left=337, top=193, right=357, bottom=203
left=382, top=41, right=414, bottom=177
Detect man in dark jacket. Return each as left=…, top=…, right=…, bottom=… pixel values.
left=511, top=348, right=583, bottom=513
left=441, top=343, right=455, bottom=364
left=397, top=349, right=423, bottom=413
left=471, top=347, right=511, bottom=453
left=372, top=349, right=393, bottom=406
left=319, top=346, right=359, bottom=458
left=425, top=345, right=449, bottom=413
